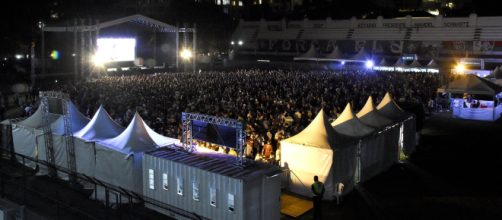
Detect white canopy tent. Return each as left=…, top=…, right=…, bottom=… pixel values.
left=332, top=103, right=386, bottom=183
left=293, top=44, right=319, bottom=61
left=11, top=103, right=60, bottom=169
left=94, top=112, right=178, bottom=194
left=318, top=46, right=343, bottom=62
left=281, top=109, right=357, bottom=199
left=376, top=92, right=417, bottom=156
left=35, top=101, right=89, bottom=177
left=73, top=105, right=124, bottom=176
left=357, top=96, right=400, bottom=169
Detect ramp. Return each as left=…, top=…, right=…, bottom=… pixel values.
left=281, top=193, right=313, bottom=218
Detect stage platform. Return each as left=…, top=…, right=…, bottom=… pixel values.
left=281, top=193, right=313, bottom=218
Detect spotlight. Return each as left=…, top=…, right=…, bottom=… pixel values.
left=91, top=54, right=106, bottom=67
left=230, top=41, right=235, bottom=45
left=365, top=60, right=374, bottom=69
left=238, top=40, right=243, bottom=46
left=341, top=60, right=345, bottom=65
left=454, top=63, right=465, bottom=74
left=180, top=48, right=193, bottom=60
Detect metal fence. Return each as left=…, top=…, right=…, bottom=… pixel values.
left=0, top=148, right=207, bottom=220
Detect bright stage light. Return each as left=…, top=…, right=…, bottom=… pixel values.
left=454, top=63, right=466, bottom=73
left=15, top=54, right=23, bottom=60
left=365, top=60, right=374, bottom=69
left=238, top=40, right=243, bottom=46
left=341, top=60, right=346, bottom=65
left=91, top=54, right=106, bottom=67
left=180, top=48, right=193, bottom=60
left=230, top=41, right=235, bottom=45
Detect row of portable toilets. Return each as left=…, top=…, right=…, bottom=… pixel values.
left=2, top=92, right=415, bottom=220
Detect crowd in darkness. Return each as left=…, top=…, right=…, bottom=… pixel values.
left=38, top=69, right=439, bottom=160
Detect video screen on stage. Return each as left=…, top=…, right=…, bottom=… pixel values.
left=191, top=120, right=237, bottom=148
left=96, top=38, right=136, bottom=62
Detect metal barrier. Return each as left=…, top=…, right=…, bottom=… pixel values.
left=0, top=148, right=208, bottom=220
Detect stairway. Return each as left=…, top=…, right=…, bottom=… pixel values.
left=473, top=28, right=482, bottom=41
left=346, top=29, right=354, bottom=39
left=403, top=28, right=413, bottom=40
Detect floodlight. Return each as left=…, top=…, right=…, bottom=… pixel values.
left=231, top=41, right=235, bottom=45
left=341, top=60, right=345, bottom=65
left=238, top=40, right=243, bottom=46
left=454, top=63, right=465, bottom=73
left=365, top=60, right=374, bottom=69
left=91, top=54, right=106, bottom=67
left=180, top=48, right=193, bottom=60
left=15, top=54, right=23, bottom=60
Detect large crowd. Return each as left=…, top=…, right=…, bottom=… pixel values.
left=36, top=69, right=440, bottom=161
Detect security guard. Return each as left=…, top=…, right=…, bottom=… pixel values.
left=311, top=175, right=325, bottom=220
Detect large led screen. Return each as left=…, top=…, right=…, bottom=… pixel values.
left=96, top=38, right=136, bottom=62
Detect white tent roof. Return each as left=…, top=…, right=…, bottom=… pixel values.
left=98, top=112, right=177, bottom=153
left=322, top=46, right=343, bottom=60
left=427, top=59, right=438, bottom=68
left=408, top=59, right=422, bottom=67
left=283, top=109, right=341, bottom=149
left=379, top=58, right=388, bottom=66
left=74, top=105, right=124, bottom=141
left=438, top=74, right=502, bottom=95
left=356, top=96, right=393, bottom=128
left=16, top=104, right=60, bottom=129
left=50, top=101, right=90, bottom=135
left=393, top=58, right=406, bottom=67
left=351, top=47, right=367, bottom=61
left=293, top=44, right=319, bottom=61
left=376, top=93, right=409, bottom=120
left=332, top=104, right=374, bottom=138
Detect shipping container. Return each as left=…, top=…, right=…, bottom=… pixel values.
left=143, top=146, right=282, bottom=220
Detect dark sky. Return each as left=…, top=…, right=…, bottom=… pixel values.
left=1, top=0, right=501, bottom=54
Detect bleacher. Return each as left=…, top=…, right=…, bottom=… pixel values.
left=300, top=28, right=349, bottom=40
left=479, top=27, right=502, bottom=40
left=352, top=28, right=406, bottom=40
left=409, top=27, right=475, bottom=41
left=257, top=29, right=300, bottom=40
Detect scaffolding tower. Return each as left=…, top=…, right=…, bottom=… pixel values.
left=40, top=91, right=76, bottom=178
left=181, top=112, right=245, bottom=165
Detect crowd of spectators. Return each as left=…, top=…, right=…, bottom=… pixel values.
left=39, top=69, right=439, bottom=161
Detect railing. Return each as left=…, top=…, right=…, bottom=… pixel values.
left=0, top=149, right=208, bottom=220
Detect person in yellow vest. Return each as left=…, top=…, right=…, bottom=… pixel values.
left=311, top=175, right=325, bottom=220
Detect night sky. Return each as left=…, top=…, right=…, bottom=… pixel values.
left=1, top=0, right=501, bottom=55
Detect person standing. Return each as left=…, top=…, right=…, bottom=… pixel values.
left=311, top=176, right=325, bottom=220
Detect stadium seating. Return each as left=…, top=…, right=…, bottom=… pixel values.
left=352, top=28, right=406, bottom=40
left=409, top=27, right=475, bottom=41
left=300, top=28, right=350, bottom=40
left=479, top=27, right=502, bottom=40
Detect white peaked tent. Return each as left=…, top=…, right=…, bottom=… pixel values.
left=377, top=93, right=417, bottom=156
left=408, top=59, right=422, bottom=68
left=394, top=58, right=406, bottom=67
left=293, top=44, right=319, bottom=61
left=331, top=103, right=386, bottom=183
left=36, top=101, right=90, bottom=173
left=351, top=47, right=367, bottom=61
left=427, top=59, right=438, bottom=68
left=11, top=103, right=60, bottom=169
left=94, top=112, right=178, bottom=194
left=319, top=46, right=343, bottom=61
left=73, top=105, right=124, bottom=176
left=281, top=110, right=357, bottom=200
left=379, top=58, right=388, bottom=66
left=357, top=96, right=400, bottom=170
